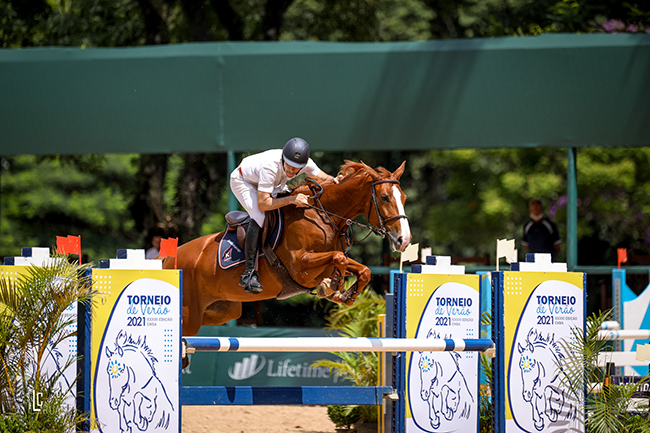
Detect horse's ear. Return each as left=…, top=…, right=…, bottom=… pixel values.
left=362, top=161, right=382, bottom=181
left=393, top=161, right=406, bottom=180
left=517, top=342, right=524, bottom=354
left=116, top=330, right=128, bottom=347
left=105, top=346, right=113, bottom=358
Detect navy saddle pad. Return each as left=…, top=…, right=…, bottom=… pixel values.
left=217, top=209, right=283, bottom=270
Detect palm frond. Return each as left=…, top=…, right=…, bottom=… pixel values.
left=0, top=256, right=96, bottom=431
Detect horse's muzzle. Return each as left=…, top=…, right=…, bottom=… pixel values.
left=388, top=230, right=411, bottom=253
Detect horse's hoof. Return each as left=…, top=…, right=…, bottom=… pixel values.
left=182, top=338, right=190, bottom=369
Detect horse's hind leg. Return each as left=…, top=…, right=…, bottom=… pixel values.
left=202, top=300, right=243, bottom=326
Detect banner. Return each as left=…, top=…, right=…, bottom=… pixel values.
left=496, top=271, right=585, bottom=433
left=404, top=273, right=481, bottom=433
left=90, top=269, right=181, bottom=433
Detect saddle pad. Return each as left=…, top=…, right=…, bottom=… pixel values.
left=218, top=209, right=283, bottom=270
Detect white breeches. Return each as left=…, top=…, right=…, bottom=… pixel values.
left=230, top=170, right=266, bottom=227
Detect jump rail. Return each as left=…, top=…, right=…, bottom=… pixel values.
left=180, top=337, right=495, bottom=406
left=597, top=330, right=650, bottom=340
left=183, top=337, right=495, bottom=356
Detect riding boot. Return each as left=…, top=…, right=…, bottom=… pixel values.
left=239, top=220, right=263, bottom=294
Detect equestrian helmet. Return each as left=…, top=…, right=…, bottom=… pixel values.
left=282, top=137, right=310, bottom=168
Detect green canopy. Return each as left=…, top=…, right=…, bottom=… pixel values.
left=1, top=33, right=649, bottom=156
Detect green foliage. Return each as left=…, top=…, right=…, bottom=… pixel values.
left=556, top=310, right=650, bottom=433
left=313, top=289, right=385, bottom=424
left=404, top=148, right=568, bottom=261
left=479, top=311, right=493, bottom=433
left=282, top=0, right=434, bottom=41
left=1, top=155, right=139, bottom=261
left=327, top=404, right=361, bottom=429
left=0, top=257, right=97, bottom=431
left=470, top=0, right=650, bottom=37
left=479, top=353, right=493, bottom=433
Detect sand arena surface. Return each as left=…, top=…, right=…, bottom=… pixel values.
left=181, top=405, right=339, bottom=433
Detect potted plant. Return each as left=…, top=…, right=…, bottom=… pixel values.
left=0, top=257, right=96, bottom=432
left=557, top=310, right=650, bottom=433
left=313, top=287, right=385, bottom=432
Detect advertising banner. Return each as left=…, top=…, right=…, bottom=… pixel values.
left=404, top=273, right=481, bottom=433
left=90, top=269, right=181, bottom=433
left=496, top=271, right=585, bottom=433
left=182, top=326, right=345, bottom=386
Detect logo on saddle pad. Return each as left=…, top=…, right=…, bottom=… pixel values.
left=218, top=209, right=283, bottom=270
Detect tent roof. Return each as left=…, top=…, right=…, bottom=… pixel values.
left=1, top=33, right=649, bottom=155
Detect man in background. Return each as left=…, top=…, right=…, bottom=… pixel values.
left=522, top=199, right=561, bottom=261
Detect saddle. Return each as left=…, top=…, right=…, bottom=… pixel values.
left=217, top=209, right=283, bottom=270
left=217, top=208, right=318, bottom=299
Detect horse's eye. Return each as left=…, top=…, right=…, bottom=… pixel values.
left=381, top=195, right=390, bottom=203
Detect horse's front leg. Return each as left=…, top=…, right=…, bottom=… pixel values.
left=296, top=251, right=371, bottom=305
left=337, top=256, right=371, bottom=304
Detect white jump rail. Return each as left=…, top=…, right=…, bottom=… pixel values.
left=184, top=337, right=496, bottom=357
left=600, top=321, right=621, bottom=330
left=597, top=351, right=650, bottom=368
left=597, top=329, right=650, bottom=340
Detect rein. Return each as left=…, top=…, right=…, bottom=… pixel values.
left=303, top=178, right=408, bottom=253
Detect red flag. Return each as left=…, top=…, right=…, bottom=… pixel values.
left=617, top=248, right=628, bottom=269
left=56, top=235, right=82, bottom=264
left=159, top=237, right=178, bottom=269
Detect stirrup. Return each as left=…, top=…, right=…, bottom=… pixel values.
left=244, top=270, right=263, bottom=294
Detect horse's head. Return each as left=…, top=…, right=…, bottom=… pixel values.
left=105, top=331, right=139, bottom=410
left=518, top=342, right=544, bottom=402
left=106, top=343, right=128, bottom=410
left=364, top=161, right=411, bottom=252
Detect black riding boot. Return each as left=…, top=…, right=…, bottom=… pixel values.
left=239, top=220, right=263, bottom=294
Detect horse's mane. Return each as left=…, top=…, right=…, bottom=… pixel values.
left=524, top=329, right=564, bottom=359
left=337, top=160, right=391, bottom=181
left=292, top=160, right=389, bottom=195
left=116, top=332, right=159, bottom=366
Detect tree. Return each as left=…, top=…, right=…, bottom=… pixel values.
left=470, top=0, right=650, bottom=37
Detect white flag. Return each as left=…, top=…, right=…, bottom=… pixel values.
left=497, top=239, right=517, bottom=263
left=401, top=243, right=419, bottom=263
left=637, top=343, right=650, bottom=362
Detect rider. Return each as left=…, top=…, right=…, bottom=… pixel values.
left=229, top=137, right=339, bottom=294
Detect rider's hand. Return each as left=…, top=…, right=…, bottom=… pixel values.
left=294, top=193, right=310, bottom=207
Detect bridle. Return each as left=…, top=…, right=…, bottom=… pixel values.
left=368, top=179, right=408, bottom=235
left=304, top=178, right=408, bottom=253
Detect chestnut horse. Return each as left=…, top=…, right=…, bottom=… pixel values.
left=163, top=161, right=411, bottom=336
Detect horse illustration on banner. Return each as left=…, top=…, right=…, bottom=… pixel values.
left=417, top=330, right=474, bottom=430
left=517, top=329, right=577, bottom=431
left=105, top=331, right=174, bottom=432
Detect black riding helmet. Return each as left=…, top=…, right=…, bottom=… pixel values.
left=282, top=137, right=310, bottom=169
